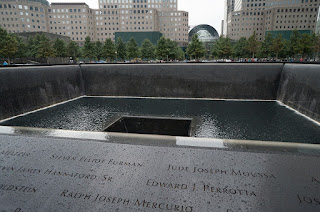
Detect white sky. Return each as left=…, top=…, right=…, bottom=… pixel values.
left=48, top=0, right=225, bottom=35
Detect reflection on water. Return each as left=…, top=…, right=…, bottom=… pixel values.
left=0, top=97, right=319, bottom=144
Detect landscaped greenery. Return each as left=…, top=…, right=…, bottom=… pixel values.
left=1, top=26, right=320, bottom=64
left=210, top=30, right=320, bottom=61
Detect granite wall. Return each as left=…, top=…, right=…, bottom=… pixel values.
left=277, top=64, right=320, bottom=123
left=81, top=64, right=283, bottom=99
left=1, top=63, right=319, bottom=123
left=0, top=65, right=82, bottom=120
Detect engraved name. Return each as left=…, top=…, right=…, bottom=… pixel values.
left=297, top=194, right=320, bottom=205
left=146, top=179, right=188, bottom=190
left=203, top=184, right=257, bottom=196
left=50, top=155, right=143, bottom=167
left=0, top=150, right=30, bottom=157
left=0, top=165, right=113, bottom=182
left=167, top=165, right=276, bottom=179
left=60, top=189, right=193, bottom=211
left=0, top=184, right=37, bottom=193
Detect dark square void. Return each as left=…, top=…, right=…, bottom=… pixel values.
left=1, top=97, right=319, bottom=144
left=104, top=116, right=192, bottom=136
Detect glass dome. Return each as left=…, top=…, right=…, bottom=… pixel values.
left=189, top=25, right=219, bottom=43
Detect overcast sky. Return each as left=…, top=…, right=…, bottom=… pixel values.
left=48, top=0, right=225, bottom=35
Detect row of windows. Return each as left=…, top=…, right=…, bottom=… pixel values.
left=276, top=7, right=318, bottom=13
left=49, top=15, right=91, bottom=19
left=50, top=26, right=87, bottom=30
left=50, top=20, right=89, bottom=25
left=49, top=8, right=89, bottom=13
left=0, top=23, right=45, bottom=29
left=267, top=0, right=318, bottom=7
left=275, top=24, right=315, bottom=28
left=101, top=4, right=176, bottom=9
left=0, top=4, right=44, bottom=12
left=99, top=0, right=176, bottom=4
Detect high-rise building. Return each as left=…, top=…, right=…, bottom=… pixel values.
left=225, top=0, right=320, bottom=41
left=48, top=3, right=96, bottom=43
left=0, top=0, right=49, bottom=33
left=0, top=0, right=188, bottom=46
left=95, top=0, right=188, bottom=46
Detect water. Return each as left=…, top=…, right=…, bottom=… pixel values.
left=1, top=97, right=319, bottom=144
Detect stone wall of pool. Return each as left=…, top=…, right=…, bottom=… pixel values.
left=0, top=63, right=319, bottom=123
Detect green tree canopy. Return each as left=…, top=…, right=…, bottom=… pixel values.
left=233, top=37, right=249, bottom=59
left=289, top=29, right=302, bottom=58
left=176, top=47, right=185, bottom=60
left=166, top=39, right=180, bottom=60
left=141, top=39, right=155, bottom=60
left=0, top=27, right=18, bottom=63
left=83, top=36, right=95, bottom=60
left=95, top=41, right=104, bottom=61
left=211, top=36, right=233, bottom=59
left=33, top=33, right=54, bottom=61
left=67, top=40, right=81, bottom=59
left=53, top=38, right=67, bottom=58
left=247, top=31, right=260, bottom=58
left=270, top=34, right=285, bottom=59
left=156, top=36, right=168, bottom=60
left=187, top=34, right=206, bottom=59
left=103, top=38, right=116, bottom=62
left=259, top=33, right=274, bottom=58
left=127, top=37, right=140, bottom=59
left=116, top=37, right=127, bottom=60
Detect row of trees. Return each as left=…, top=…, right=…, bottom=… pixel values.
left=210, top=30, right=320, bottom=60
left=82, top=36, right=185, bottom=62
left=0, top=27, right=81, bottom=63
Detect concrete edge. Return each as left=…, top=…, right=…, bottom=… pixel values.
left=0, top=126, right=319, bottom=156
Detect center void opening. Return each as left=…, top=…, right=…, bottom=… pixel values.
left=104, top=116, right=192, bottom=137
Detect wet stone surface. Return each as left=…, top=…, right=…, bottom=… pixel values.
left=0, top=134, right=319, bottom=212
left=1, top=97, right=320, bottom=144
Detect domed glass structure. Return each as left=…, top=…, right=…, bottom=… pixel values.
left=189, top=25, right=219, bottom=43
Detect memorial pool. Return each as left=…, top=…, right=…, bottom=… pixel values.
left=1, top=97, right=319, bottom=144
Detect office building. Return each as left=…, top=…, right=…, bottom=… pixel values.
left=0, top=0, right=188, bottom=46
left=225, top=0, right=320, bottom=41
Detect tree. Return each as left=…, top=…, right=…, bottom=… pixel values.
left=26, top=36, right=37, bottom=60
left=156, top=36, right=169, bottom=60
left=270, top=34, right=285, bottom=59
left=186, top=34, right=206, bottom=59
left=141, top=39, right=155, bottom=60
left=127, top=37, right=140, bottom=59
left=116, top=37, right=127, bottom=60
left=0, top=27, right=18, bottom=63
left=103, top=38, right=116, bottom=62
left=95, top=41, right=104, bottom=61
left=313, top=34, right=320, bottom=60
left=177, top=47, right=185, bottom=61
left=33, top=33, right=54, bottom=62
left=299, top=34, right=313, bottom=58
left=83, top=36, right=95, bottom=61
left=211, top=36, right=233, bottom=59
left=67, top=40, right=81, bottom=59
left=259, top=33, right=273, bottom=58
left=247, top=31, right=260, bottom=58
left=289, top=29, right=302, bottom=59
left=53, top=38, right=67, bottom=58
left=166, top=39, right=180, bottom=60
left=15, top=35, right=27, bottom=62
left=233, top=37, right=249, bottom=59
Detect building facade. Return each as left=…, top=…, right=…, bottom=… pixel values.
left=225, top=0, right=320, bottom=41
left=0, top=0, right=188, bottom=46
left=0, top=0, right=49, bottom=33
